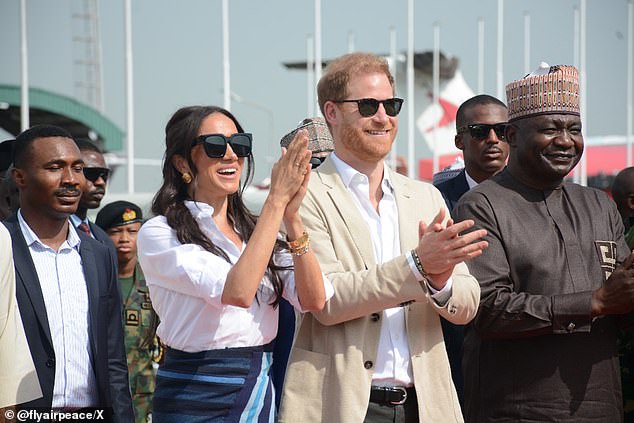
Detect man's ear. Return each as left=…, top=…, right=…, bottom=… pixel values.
left=505, top=124, right=518, bottom=148
left=323, top=101, right=338, bottom=126
left=627, top=194, right=634, bottom=213
left=455, top=134, right=465, bottom=151
left=11, top=167, right=25, bottom=188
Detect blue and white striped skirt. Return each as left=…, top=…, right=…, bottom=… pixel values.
left=153, top=343, right=275, bottom=422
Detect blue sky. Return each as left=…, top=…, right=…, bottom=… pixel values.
left=0, top=0, right=629, bottom=192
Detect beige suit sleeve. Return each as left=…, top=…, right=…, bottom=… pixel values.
left=0, top=225, right=42, bottom=407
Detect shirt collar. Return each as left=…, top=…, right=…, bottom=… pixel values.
left=330, top=152, right=394, bottom=193
left=464, top=170, right=479, bottom=190
left=18, top=209, right=81, bottom=249
left=69, top=214, right=89, bottom=228
left=185, top=200, right=215, bottom=221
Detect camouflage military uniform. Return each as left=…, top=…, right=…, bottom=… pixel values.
left=122, top=264, right=158, bottom=423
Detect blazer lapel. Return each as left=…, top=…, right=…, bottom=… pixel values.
left=316, top=158, right=376, bottom=267
left=79, top=238, right=100, bottom=358
left=4, top=217, right=53, bottom=347
left=392, top=171, right=420, bottom=253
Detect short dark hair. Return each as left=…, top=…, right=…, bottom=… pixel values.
left=317, top=53, right=394, bottom=118
left=612, top=166, right=634, bottom=212
left=456, top=94, right=507, bottom=130
left=13, top=124, right=74, bottom=168
left=74, top=138, right=103, bottom=154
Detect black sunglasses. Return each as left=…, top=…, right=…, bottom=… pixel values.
left=193, top=133, right=253, bottom=158
left=83, top=167, right=110, bottom=183
left=457, top=123, right=507, bottom=140
left=334, top=97, right=404, bottom=117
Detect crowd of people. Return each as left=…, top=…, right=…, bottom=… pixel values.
left=1, top=52, right=634, bottom=423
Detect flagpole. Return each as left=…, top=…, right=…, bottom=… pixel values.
left=348, top=31, right=355, bottom=53
left=433, top=23, right=440, bottom=176
left=478, top=17, right=484, bottom=94
left=496, top=0, right=504, bottom=99
left=580, top=0, right=587, bottom=186
left=222, top=0, right=231, bottom=110
left=524, top=12, right=530, bottom=75
left=124, top=0, right=135, bottom=193
left=307, top=34, right=315, bottom=117
left=389, top=26, right=397, bottom=171
left=407, top=0, right=415, bottom=178
left=626, top=0, right=634, bottom=167
left=314, top=0, right=322, bottom=84
left=573, top=6, right=581, bottom=184
left=20, top=0, right=29, bottom=131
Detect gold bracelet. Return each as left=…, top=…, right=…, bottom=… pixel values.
left=287, top=231, right=309, bottom=251
left=291, top=242, right=310, bottom=257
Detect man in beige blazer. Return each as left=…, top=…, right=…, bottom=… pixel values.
left=278, top=53, right=486, bottom=422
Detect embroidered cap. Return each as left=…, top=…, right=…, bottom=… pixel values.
left=96, top=200, right=143, bottom=231
left=505, top=62, right=580, bottom=122
left=280, top=117, right=334, bottom=153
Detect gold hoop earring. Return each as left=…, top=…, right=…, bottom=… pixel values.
left=182, top=172, right=192, bottom=184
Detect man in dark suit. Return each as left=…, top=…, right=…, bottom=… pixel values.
left=435, top=94, right=509, bottom=212
left=4, top=124, right=133, bottom=422
left=70, top=138, right=113, bottom=246
left=434, top=94, right=509, bottom=408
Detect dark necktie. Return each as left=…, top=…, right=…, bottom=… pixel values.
left=77, top=222, right=92, bottom=236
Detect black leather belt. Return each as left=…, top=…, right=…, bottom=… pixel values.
left=369, top=386, right=415, bottom=406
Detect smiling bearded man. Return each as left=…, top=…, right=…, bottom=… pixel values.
left=278, top=52, right=487, bottom=423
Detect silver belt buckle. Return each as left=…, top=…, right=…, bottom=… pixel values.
left=390, top=386, right=408, bottom=405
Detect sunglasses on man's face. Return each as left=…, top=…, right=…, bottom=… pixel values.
left=334, top=97, right=404, bottom=117
left=457, top=123, right=508, bottom=140
left=83, top=167, right=110, bottom=183
left=193, top=133, right=253, bottom=158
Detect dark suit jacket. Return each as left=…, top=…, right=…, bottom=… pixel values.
left=434, top=169, right=470, bottom=216
left=433, top=169, right=471, bottom=409
left=4, top=215, right=133, bottom=423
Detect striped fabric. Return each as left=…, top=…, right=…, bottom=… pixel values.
left=18, top=212, right=99, bottom=408
left=153, top=343, right=275, bottom=422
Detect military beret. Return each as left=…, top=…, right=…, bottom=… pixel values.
left=0, top=139, right=15, bottom=172
left=96, top=200, right=143, bottom=231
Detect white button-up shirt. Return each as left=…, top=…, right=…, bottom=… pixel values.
left=18, top=211, right=98, bottom=409
left=137, top=201, right=334, bottom=352
left=330, top=153, right=451, bottom=387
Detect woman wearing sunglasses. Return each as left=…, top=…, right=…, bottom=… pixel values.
left=137, top=105, right=332, bottom=422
